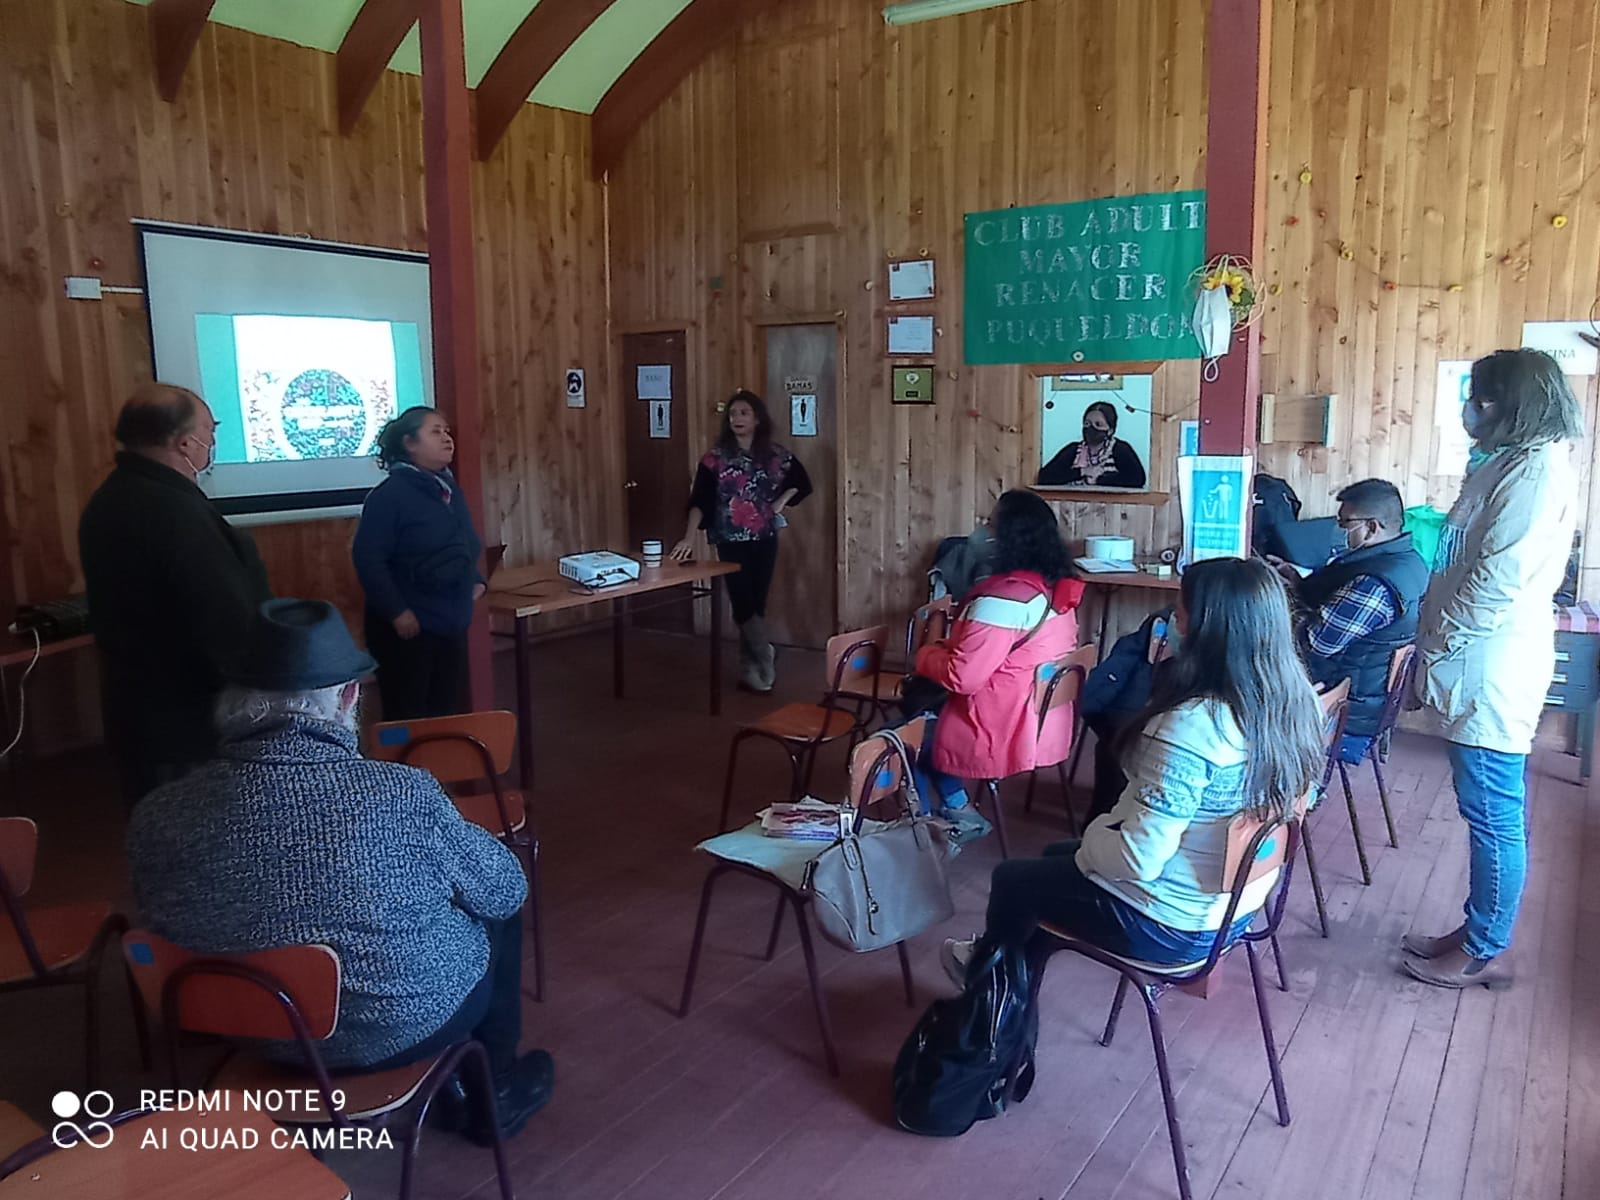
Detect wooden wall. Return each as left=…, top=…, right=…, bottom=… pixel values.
left=0, top=0, right=621, bottom=632
left=609, top=0, right=1600, bottom=632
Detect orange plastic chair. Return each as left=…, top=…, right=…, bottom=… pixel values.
left=716, top=626, right=889, bottom=831
left=1033, top=802, right=1306, bottom=1200
left=972, top=643, right=1098, bottom=858
left=680, top=718, right=928, bottom=1076
left=367, top=710, right=544, bottom=1002
left=121, top=931, right=514, bottom=1200
left=0, top=817, right=148, bottom=1088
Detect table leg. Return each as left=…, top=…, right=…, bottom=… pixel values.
left=710, top=577, right=724, bottom=716
left=515, top=615, right=535, bottom=791
left=613, top=596, right=627, bottom=700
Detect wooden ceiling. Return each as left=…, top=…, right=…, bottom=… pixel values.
left=132, top=0, right=770, bottom=170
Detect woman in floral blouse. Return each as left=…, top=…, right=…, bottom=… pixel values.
left=671, top=390, right=812, bottom=692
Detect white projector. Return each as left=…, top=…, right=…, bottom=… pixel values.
left=558, top=551, right=641, bottom=589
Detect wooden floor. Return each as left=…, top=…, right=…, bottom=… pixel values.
left=2, top=628, right=1597, bottom=1200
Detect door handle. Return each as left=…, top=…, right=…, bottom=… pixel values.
left=624, top=480, right=639, bottom=490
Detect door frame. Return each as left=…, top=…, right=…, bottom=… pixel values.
left=752, top=315, right=846, bottom=645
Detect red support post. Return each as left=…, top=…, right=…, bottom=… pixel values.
left=419, top=0, right=493, bottom=712
left=1197, top=0, right=1272, bottom=457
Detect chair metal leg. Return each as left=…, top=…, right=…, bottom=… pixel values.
left=127, top=963, right=152, bottom=1069
left=896, top=941, right=915, bottom=1007
left=1140, top=986, right=1192, bottom=1200
left=526, top=839, right=545, bottom=1003
left=1371, top=755, right=1400, bottom=848
left=678, top=866, right=729, bottom=1017
left=984, top=779, right=1011, bottom=860
left=461, top=1041, right=515, bottom=1200
left=717, top=733, right=749, bottom=833
left=1338, top=760, right=1372, bottom=885
left=1246, top=941, right=1292, bottom=1126
left=1058, top=761, right=1079, bottom=838
left=1100, top=974, right=1131, bottom=1047
left=1299, top=819, right=1331, bottom=938
left=796, top=745, right=818, bottom=799
left=788, top=896, right=840, bottom=1076
left=763, top=893, right=786, bottom=960
left=398, top=1122, right=422, bottom=1200
left=1022, top=767, right=1039, bottom=814
left=1064, top=717, right=1087, bottom=791
left=1269, top=934, right=1289, bottom=993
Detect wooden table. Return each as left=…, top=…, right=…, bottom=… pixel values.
left=1, top=633, right=96, bottom=806
left=486, top=558, right=740, bottom=785
left=1080, top=571, right=1183, bottom=660
left=0, top=1099, right=349, bottom=1199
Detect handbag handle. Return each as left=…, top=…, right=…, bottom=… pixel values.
left=875, top=727, right=923, bottom=820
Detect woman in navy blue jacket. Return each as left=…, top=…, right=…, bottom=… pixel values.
left=353, top=407, right=485, bottom=719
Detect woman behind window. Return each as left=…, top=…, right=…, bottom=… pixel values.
left=1403, top=348, right=1582, bottom=990
left=670, top=390, right=812, bottom=693
left=352, top=407, right=485, bottom=720
left=941, top=557, right=1323, bottom=984
left=1037, top=400, right=1147, bottom=489
left=909, top=490, right=1086, bottom=848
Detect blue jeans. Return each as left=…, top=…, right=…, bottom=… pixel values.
left=1446, top=743, right=1528, bottom=959
left=909, top=715, right=971, bottom=812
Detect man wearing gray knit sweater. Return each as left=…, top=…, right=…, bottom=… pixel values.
left=127, top=599, right=552, bottom=1142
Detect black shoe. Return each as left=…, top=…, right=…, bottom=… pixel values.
left=466, top=1050, right=555, bottom=1146
left=425, top=1076, right=473, bottom=1135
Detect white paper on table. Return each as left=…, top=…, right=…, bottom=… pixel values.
left=637, top=364, right=672, bottom=399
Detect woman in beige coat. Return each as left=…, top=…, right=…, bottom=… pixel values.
left=1403, top=349, right=1582, bottom=989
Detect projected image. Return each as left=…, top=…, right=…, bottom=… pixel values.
left=231, top=315, right=398, bottom=462
left=1037, top=374, right=1152, bottom=490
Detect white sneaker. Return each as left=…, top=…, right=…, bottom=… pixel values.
left=941, top=936, right=979, bottom=989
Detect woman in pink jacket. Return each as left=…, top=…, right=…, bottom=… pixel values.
left=911, top=490, right=1086, bottom=848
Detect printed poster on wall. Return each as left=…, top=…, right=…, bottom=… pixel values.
left=964, top=190, right=1206, bottom=365
left=1179, top=454, right=1252, bottom=565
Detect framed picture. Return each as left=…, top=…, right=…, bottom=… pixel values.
left=887, top=257, right=936, bottom=301
left=1054, top=373, right=1124, bottom=391
left=887, top=314, right=936, bottom=357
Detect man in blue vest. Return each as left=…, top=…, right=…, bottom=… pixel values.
left=1268, top=479, right=1430, bottom=763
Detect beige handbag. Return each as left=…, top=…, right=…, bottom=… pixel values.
left=806, top=729, right=955, bottom=953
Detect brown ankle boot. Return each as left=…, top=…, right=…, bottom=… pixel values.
left=1401, top=925, right=1466, bottom=959
left=1402, top=947, right=1513, bottom=991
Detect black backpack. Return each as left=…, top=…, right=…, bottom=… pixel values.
left=1251, top=473, right=1302, bottom=558
left=891, top=938, right=1039, bottom=1137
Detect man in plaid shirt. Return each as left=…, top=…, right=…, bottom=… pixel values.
left=1267, top=480, right=1430, bottom=763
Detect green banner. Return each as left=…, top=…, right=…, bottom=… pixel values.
left=963, top=189, right=1206, bottom=365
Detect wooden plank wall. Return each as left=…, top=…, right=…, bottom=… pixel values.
left=608, top=0, right=1600, bottom=631
left=0, top=0, right=621, bottom=630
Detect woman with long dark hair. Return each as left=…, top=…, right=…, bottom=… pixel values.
left=352, top=406, right=485, bottom=719
left=1403, top=348, right=1582, bottom=989
left=908, top=490, right=1086, bottom=848
left=1037, top=400, right=1147, bottom=488
left=670, top=389, right=812, bottom=692
left=942, top=557, right=1323, bottom=980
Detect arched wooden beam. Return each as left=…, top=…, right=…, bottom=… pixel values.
left=590, top=0, right=784, bottom=178
left=475, top=0, right=623, bottom=162
left=337, top=0, right=423, bottom=135
left=148, top=0, right=217, bottom=101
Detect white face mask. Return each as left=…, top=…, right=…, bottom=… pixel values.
left=182, top=434, right=215, bottom=478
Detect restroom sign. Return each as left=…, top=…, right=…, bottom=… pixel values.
left=565, top=368, right=585, bottom=408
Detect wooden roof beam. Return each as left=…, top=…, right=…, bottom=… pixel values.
left=590, top=0, right=783, bottom=179
left=337, top=0, right=423, bottom=135
left=476, top=0, right=622, bottom=161
left=148, top=0, right=217, bottom=101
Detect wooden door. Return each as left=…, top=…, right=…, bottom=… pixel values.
left=621, top=331, right=690, bottom=633
left=761, top=324, right=839, bottom=648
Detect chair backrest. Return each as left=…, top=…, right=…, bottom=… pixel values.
left=0, top=818, right=37, bottom=899
left=1222, top=808, right=1295, bottom=893
left=1374, top=644, right=1417, bottom=736
left=1032, top=644, right=1100, bottom=731
left=1318, top=677, right=1352, bottom=751
left=367, top=710, right=517, bottom=784
left=847, top=717, right=928, bottom=817
left=904, top=597, right=953, bottom=661
left=825, top=626, right=889, bottom=697
left=122, top=930, right=341, bottom=1043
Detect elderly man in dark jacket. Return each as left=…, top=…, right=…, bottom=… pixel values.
left=126, top=599, right=553, bottom=1144
left=79, top=383, right=271, bottom=805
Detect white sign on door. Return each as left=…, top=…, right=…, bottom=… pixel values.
left=637, top=364, right=672, bottom=399
left=565, top=368, right=586, bottom=408
left=648, top=399, right=671, bottom=439
left=1521, top=322, right=1599, bottom=376
left=790, top=393, right=817, bottom=437
left=1435, top=360, right=1473, bottom=475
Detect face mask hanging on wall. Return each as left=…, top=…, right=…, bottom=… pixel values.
left=1193, top=287, right=1233, bottom=382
